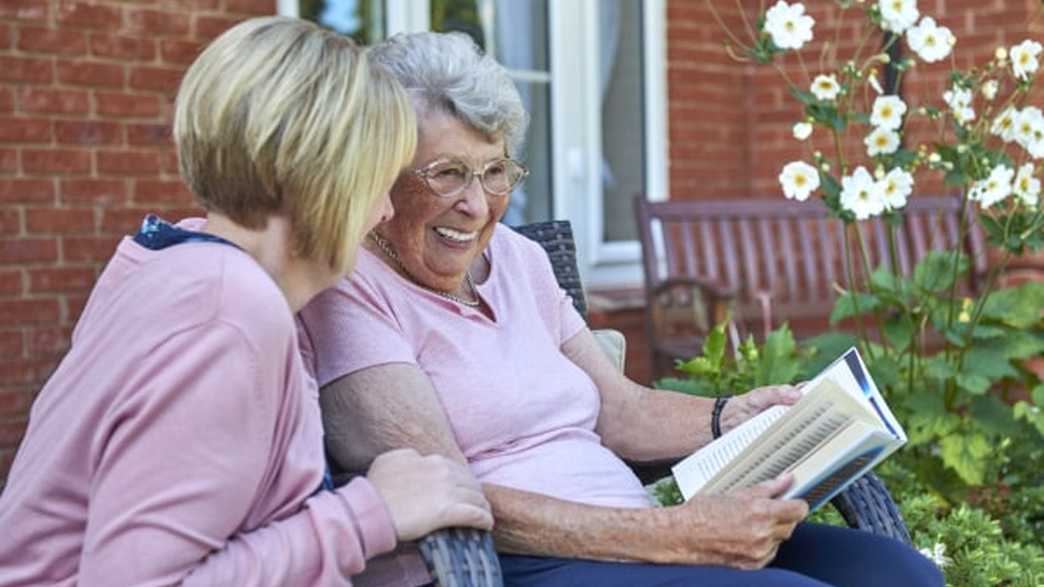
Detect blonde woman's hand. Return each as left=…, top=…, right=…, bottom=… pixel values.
left=366, top=448, right=493, bottom=541
left=720, top=384, right=803, bottom=435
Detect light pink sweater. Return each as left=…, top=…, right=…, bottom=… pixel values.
left=0, top=226, right=398, bottom=586
left=298, top=224, right=651, bottom=586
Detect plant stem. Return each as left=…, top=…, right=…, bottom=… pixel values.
left=953, top=249, right=1012, bottom=378
left=843, top=223, right=873, bottom=358
left=705, top=0, right=750, bottom=56
left=734, top=0, right=759, bottom=46
left=854, top=222, right=887, bottom=354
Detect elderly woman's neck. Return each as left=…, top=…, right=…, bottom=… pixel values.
left=204, top=213, right=332, bottom=313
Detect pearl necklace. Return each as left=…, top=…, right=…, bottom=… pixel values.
left=368, top=232, right=482, bottom=308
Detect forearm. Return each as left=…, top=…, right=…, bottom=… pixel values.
left=599, top=382, right=718, bottom=463
left=484, top=483, right=678, bottom=563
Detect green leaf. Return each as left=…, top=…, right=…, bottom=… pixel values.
left=912, top=250, right=967, bottom=293
left=1013, top=401, right=1044, bottom=436
left=798, top=332, right=859, bottom=377
left=883, top=313, right=914, bottom=352
left=701, top=322, right=728, bottom=370
left=829, top=292, right=881, bottom=324
left=676, top=356, right=716, bottom=377
left=956, top=373, right=991, bottom=395
left=924, top=355, right=957, bottom=382
left=981, top=282, right=1044, bottom=329
left=756, top=324, right=800, bottom=386
left=867, top=354, right=902, bottom=391
left=788, top=87, right=818, bottom=106
left=1033, top=384, right=1044, bottom=407
left=905, top=392, right=959, bottom=444
left=940, top=432, right=992, bottom=485
left=963, top=347, right=1021, bottom=380
left=969, top=395, right=1021, bottom=436
left=654, top=377, right=715, bottom=397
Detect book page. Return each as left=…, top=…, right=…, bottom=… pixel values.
left=672, top=405, right=787, bottom=500
left=699, top=379, right=882, bottom=495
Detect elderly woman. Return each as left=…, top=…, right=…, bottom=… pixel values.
left=0, top=19, right=491, bottom=586
left=298, top=31, right=942, bottom=587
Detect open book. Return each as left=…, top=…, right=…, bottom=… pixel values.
left=671, top=348, right=906, bottom=512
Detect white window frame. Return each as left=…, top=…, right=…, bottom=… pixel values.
left=279, top=0, right=669, bottom=291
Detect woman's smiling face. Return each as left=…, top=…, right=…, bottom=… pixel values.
left=377, top=110, right=509, bottom=293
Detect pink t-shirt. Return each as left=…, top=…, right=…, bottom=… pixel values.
left=0, top=220, right=398, bottom=586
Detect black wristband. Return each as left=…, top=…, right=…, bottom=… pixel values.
left=711, top=396, right=732, bottom=439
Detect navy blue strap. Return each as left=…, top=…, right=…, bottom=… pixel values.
left=132, top=214, right=242, bottom=251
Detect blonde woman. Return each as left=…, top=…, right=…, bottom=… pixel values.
left=0, top=17, right=490, bottom=586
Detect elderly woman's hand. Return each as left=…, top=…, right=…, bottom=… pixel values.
left=660, top=474, right=809, bottom=569
left=719, top=383, right=803, bottom=435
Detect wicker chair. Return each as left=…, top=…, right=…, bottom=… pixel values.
left=391, top=220, right=912, bottom=586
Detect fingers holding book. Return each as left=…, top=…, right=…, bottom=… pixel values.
left=670, top=474, right=808, bottom=569
left=719, top=384, right=803, bottom=434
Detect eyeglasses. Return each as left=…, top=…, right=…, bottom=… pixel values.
left=411, top=157, right=529, bottom=198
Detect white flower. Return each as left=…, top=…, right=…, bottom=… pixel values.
left=1014, top=163, right=1041, bottom=207
left=879, top=0, right=919, bottom=34
left=878, top=167, right=914, bottom=211
left=918, top=543, right=952, bottom=569
left=1010, top=39, right=1043, bottom=80
left=811, top=74, right=842, bottom=101
left=841, top=166, right=886, bottom=219
left=942, top=86, right=975, bottom=125
left=981, top=80, right=999, bottom=101
left=1015, top=107, right=1044, bottom=151
left=764, top=1, right=815, bottom=51
left=865, top=127, right=901, bottom=156
left=906, top=17, right=955, bottom=63
left=969, top=165, right=1015, bottom=208
left=991, top=107, right=1018, bottom=142
left=779, top=161, right=821, bottom=201
left=793, top=122, right=814, bottom=140
left=870, top=95, right=907, bottom=130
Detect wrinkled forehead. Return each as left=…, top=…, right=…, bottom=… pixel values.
left=414, top=107, right=506, bottom=165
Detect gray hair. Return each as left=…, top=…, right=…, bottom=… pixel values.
left=368, top=31, right=528, bottom=157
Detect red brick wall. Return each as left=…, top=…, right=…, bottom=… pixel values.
left=0, top=0, right=274, bottom=482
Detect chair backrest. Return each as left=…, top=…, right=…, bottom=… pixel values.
left=635, top=195, right=987, bottom=316
left=512, top=221, right=588, bottom=317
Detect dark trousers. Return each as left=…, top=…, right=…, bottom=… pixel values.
left=500, top=522, right=944, bottom=587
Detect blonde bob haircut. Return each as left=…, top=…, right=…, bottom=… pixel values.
left=174, top=16, right=416, bottom=273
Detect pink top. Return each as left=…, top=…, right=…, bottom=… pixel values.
left=298, top=224, right=651, bottom=585
left=0, top=220, right=398, bottom=586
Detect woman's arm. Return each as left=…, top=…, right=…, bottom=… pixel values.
left=563, top=328, right=801, bottom=462
left=322, top=363, right=807, bottom=568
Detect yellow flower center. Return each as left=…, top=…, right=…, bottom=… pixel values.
left=794, top=174, right=807, bottom=187
left=925, top=34, right=937, bottom=47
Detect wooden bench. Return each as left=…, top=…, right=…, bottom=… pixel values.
left=634, top=195, right=987, bottom=379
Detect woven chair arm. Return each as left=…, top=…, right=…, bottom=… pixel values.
left=418, top=528, right=503, bottom=587
left=829, top=472, right=912, bottom=544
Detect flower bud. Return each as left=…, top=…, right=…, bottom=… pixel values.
left=982, top=80, right=998, bottom=100
left=928, top=152, right=942, bottom=164
left=995, top=47, right=1008, bottom=61
left=874, top=165, right=885, bottom=180
left=820, top=162, right=831, bottom=172
left=957, top=144, right=968, bottom=154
